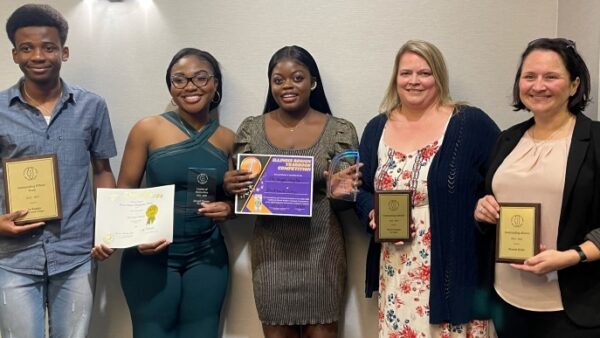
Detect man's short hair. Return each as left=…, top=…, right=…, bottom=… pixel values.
left=6, top=4, right=69, bottom=46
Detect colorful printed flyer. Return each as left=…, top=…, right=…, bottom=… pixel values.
left=235, top=154, right=314, bottom=217
left=94, top=185, right=174, bottom=248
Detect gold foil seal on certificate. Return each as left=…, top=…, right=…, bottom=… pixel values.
left=2, top=154, right=62, bottom=224
left=496, top=203, right=541, bottom=263
left=374, top=190, right=412, bottom=242
left=103, top=233, right=114, bottom=245
left=146, top=204, right=158, bottom=224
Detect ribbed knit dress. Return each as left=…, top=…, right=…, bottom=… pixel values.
left=233, top=114, right=358, bottom=325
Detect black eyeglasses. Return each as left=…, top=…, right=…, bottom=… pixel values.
left=171, top=72, right=214, bottom=89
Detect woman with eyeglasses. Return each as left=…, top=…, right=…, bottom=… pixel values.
left=475, top=38, right=600, bottom=337
left=356, top=40, right=499, bottom=337
left=117, top=48, right=234, bottom=338
left=223, top=45, right=359, bottom=338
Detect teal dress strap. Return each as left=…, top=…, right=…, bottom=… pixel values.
left=148, top=113, right=221, bottom=166
left=161, top=111, right=218, bottom=141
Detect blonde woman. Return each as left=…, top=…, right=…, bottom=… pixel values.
left=356, top=40, right=499, bottom=337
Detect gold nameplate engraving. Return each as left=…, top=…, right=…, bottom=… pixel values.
left=3, top=154, right=62, bottom=224
left=496, top=203, right=540, bottom=263
left=375, top=190, right=412, bottom=242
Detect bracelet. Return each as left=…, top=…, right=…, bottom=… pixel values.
left=572, top=245, right=588, bottom=263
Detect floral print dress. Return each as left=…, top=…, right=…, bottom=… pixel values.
left=374, top=130, right=489, bottom=338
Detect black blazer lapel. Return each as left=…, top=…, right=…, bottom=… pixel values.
left=559, top=114, right=591, bottom=232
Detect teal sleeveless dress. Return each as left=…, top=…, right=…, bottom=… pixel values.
left=120, top=112, right=229, bottom=338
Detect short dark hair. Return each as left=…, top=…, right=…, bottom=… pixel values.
left=6, top=4, right=69, bottom=46
left=512, top=38, right=591, bottom=115
left=165, top=48, right=223, bottom=111
left=263, top=45, right=332, bottom=115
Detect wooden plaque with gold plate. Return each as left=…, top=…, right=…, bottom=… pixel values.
left=374, top=190, right=412, bottom=242
left=2, top=154, right=62, bottom=224
left=496, top=203, right=541, bottom=263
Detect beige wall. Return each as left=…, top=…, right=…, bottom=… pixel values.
left=0, top=0, right=596, bottom=337
left=558, top=0, right=600, bottom=119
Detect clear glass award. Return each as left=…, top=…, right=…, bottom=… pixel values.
left=327, top=150, right=360, bottom=201
left=187, top=168, right=216, bottom=216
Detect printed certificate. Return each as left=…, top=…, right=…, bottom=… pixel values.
left=235, top=154, right=314, bottom=217
left=94, top=185, right=175, bottom=248
left=2, top=154, right=62, bottom=224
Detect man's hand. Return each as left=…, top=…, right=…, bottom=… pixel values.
left=0, top=210, right=45, bottom=236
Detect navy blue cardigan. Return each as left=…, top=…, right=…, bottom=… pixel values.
left=356, top=106, right=499, bottom=324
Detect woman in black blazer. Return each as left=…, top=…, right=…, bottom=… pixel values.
left=475, top=38, right=600, bottom=338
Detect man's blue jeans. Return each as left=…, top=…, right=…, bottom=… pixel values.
left=0, top=260, right=96, bottom=338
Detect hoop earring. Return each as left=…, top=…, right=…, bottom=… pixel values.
left=170, top=98, right=177, bottom=106
left=212, top=91, right=221, bottom=103
left=311, top=82, right=318, bottom=91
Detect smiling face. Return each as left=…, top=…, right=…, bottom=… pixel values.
left=395, top=52, right=438, bottom=111
left=12, top=26, right=68, bottom=86
left=396, top=52, right=438, bottom=110
left=169, top=56, right=218, bottom=115
left=519, top=49, right=580, bottom=117
left=270, top=59, right=315, bottom=113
